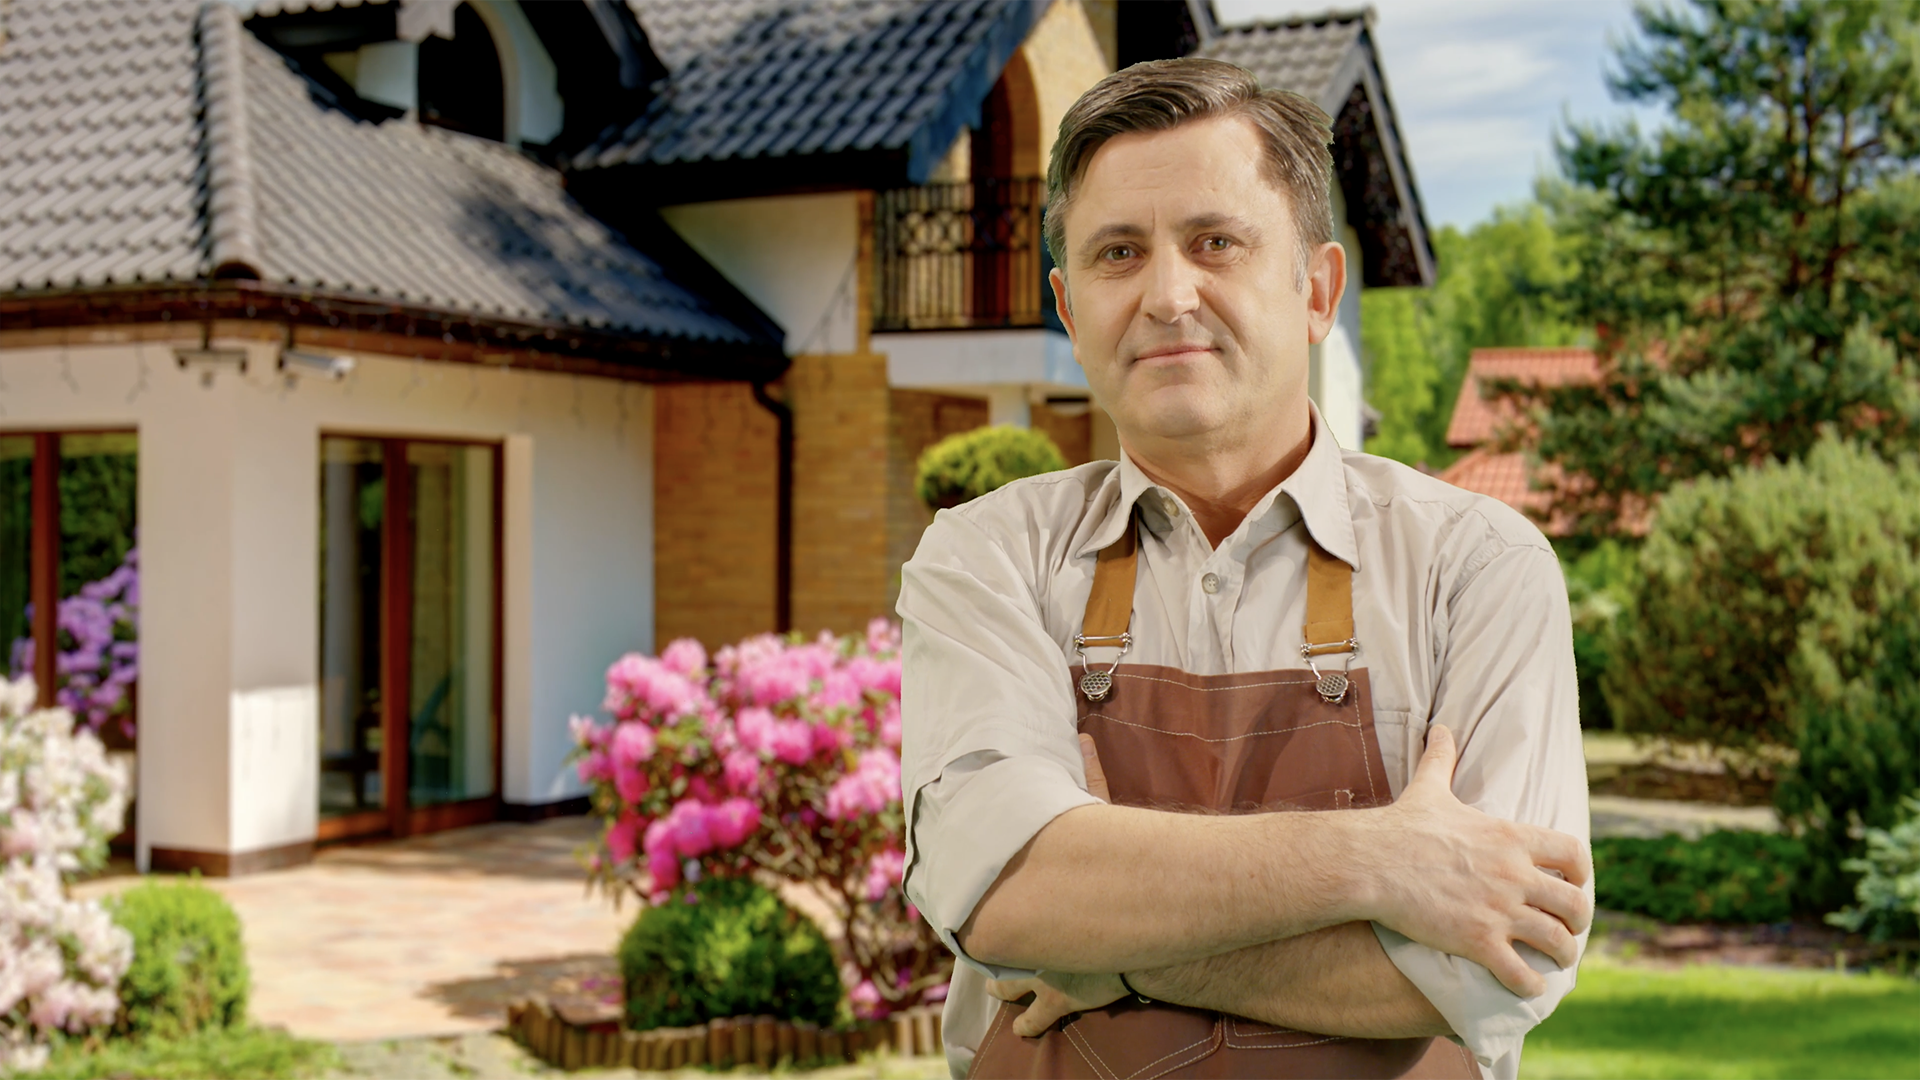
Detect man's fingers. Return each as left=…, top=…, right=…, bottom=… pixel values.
left=1078, top=733, right=1111, bottom=802
left=1512, top=907, right=1581, bottom=970
left=1526, top=827, right=1593, bottom=888
left=1479, top=941, right=1548, bottom=999
left=1526, top=873, right=1594, bottom=937
left=1406, top=724, right=1458, bottom=795
left=1010, top=989, right=1074, bottom=1037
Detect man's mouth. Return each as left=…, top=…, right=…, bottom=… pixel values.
left=1133, top=344, right=1214, bottom=365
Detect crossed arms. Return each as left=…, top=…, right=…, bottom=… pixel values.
left=966, top=728, right=1591, bottom=1038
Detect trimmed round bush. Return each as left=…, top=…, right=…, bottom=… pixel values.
left=915, top=425, right=1067, bottom=511
left=619, top=877, right=841, bottom=1031
left=1594, top=832, right=1812, bottom=924
left=106, top=879, right=249, bottom=1039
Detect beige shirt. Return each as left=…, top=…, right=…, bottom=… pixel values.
left=897, top=407, right=1591, bottom=1080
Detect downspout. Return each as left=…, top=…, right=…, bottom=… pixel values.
left=750, top=381, right=794, bottom=633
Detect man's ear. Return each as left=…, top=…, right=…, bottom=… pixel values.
left=1304, top=241, right=1348, bottom=346
left=1050, top=267, right=1076, bottom=345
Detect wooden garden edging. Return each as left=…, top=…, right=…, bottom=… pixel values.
left=508, top=998, right=944, bottom=1071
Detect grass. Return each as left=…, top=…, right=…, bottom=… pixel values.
left=1524, top=958, right=1920, bottom=1079
left=24, top=1024, right=339, bottom=1080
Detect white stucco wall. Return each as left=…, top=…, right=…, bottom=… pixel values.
left=0, top=330, right=654, bottom=864
left=1310, top=186, right=1368, bottom=449
left=659, top=193, right=861, bottom=356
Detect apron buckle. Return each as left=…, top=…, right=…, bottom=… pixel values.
left=1301, top=639, right=1360, bottom=704
left=1075, top=632, right=1131, bottom=702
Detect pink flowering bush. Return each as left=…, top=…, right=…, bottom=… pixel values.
left=0, top=676, right=134, bottom=1070
left=573, top=620, right=947, bottom=1019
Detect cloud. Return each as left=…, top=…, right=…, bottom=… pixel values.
left=1214, top=0, right=1643, bottom=226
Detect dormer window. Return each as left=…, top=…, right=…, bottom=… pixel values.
left=418, top=3, right=505, bottom=141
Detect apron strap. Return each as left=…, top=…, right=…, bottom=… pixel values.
left=1077, top=510, right=1357, bottom=657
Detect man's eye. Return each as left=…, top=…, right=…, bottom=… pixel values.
left=1101, top=245, right=1136, bottom=262
left=1200, top=236, right=1233, bottom=252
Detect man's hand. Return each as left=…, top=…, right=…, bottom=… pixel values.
left=1354, top=725, right=1593, bottom=998
left=986, top=972, right=1131, bottom=1037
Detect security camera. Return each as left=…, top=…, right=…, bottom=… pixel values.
left=279, top=349, right=356, bottom=380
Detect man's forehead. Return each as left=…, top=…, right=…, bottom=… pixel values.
left=1066, top=116, right=1287, bottom=236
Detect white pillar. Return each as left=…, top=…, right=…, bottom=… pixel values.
left=987, top=385, right=1030, bottom=428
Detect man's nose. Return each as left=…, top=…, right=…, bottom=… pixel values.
left=1140, top=249, right=1201, bottom=325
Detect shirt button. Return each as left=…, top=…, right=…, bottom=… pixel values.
left=1161, top=495, right=1179, bottom=517
left=1201, top=572, right=1221, bottom=594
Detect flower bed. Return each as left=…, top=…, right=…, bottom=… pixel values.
left=571, top=620, right=948, bottom=1021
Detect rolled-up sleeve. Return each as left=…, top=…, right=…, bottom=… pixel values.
left=1372, top=541, right=1593, bottom=1079
left=898, top=509, right=1101, bottom=979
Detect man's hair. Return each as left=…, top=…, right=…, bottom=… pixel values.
left=1044, top=58, right=1335, bottom=290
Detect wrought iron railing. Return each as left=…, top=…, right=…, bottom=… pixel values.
left=872, top=178, right=1048, bottom=332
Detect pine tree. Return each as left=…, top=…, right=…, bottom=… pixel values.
left=1510, top=0, right=1920, bottom=532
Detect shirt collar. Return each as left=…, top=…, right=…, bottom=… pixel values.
left=1074, top=402, right=1360, bottom=571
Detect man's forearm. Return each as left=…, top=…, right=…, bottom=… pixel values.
left=1130, top=922, right=1452, bottom=1039
left=960, top=802, right=1376, bottom=974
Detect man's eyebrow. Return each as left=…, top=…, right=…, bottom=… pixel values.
left=1076, top=223, right=1147, bottom=260
left=1181, top=212, right=1265, bottom=241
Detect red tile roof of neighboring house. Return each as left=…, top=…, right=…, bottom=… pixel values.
left=1444, top=347, right=1600, bottom=448
left=1439, top=347, right=1601, bottom=536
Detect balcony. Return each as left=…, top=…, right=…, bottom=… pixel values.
left=872, top=179, right=1053, bottom=332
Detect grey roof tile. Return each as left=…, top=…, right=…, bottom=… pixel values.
left=1194, top=12, right=1369, bottom=107
left=579, top=0, right=1037, bottom=174
left=1, top=0, right=780, bottom=353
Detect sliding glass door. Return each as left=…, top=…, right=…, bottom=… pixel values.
left=318, top=436, right=499, bottom=840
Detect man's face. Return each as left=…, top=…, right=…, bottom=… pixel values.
left=1051, top=115, right=1343, bottom=450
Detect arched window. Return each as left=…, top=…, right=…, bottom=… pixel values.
left=417, top=3, right=504, bottom=141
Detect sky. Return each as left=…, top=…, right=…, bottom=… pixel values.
left=1212, top=0, right=1657, bottom=230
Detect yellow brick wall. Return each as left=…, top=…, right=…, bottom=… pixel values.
left=789, top=353, right=892, bottom=636
left=653, top=382, right=779, bottom=649
left=886, top=391, right=991, bottom=608
left=1032, top=402, right=1093, bottom=467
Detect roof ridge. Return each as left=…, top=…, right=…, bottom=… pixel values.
left=198, top=0, right=262, bottom=280
left=1217, top=5, right=1372, bottom=34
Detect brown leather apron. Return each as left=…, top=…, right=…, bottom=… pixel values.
left=968, top=517, right=1480, bottom=1080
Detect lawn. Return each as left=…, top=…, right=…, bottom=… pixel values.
left=1524, top=958, right=1920, bottom=1079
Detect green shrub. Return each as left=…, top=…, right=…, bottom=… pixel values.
left=618, top=877, right=841, bottom=1031
left=1555, top=538, right=1637, bottom=730
left=106, top=880, right=249, bottom=1039
left=915, top=425, right=1067, bottom=511
left=1594, top=832, right=1812, bottom=924
left=1827, top=794, right=1920, bottom=943
left=1605, top=437, right=1920, bottom=907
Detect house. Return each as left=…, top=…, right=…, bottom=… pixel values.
left=0, top=0, right=1428, bottom=874
left=1439, top=347, right=1600, bottom=535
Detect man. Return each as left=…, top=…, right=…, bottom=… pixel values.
left=898, top=59, right=1591, bottom=1080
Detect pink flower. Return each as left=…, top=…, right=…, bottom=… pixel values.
left=662, top=799, right=713, bottom=857
left=811, top=669, right=863, bottom=714
left=614, top=767, right=649, bottom=805
left=922, top=983, right=948, bottom=1003
left=735, top=706, right=775, bottom=755
left=825, top=748, right=901, bottom=820
left=606, top=813, right=644, bottom=863
left=810, top=721, right=848, bottom=757
left=575, top=749, right=613, bottom=785
left=768, top=719, right=814, bottom=765
left=660, top=638, right=708, bottom=677
left=866, top=617, right=900, bottom=656
left=605, top=654, right=705, bottom=722
left=722, top=749, right=764, bottom=794
left=876, top=699, right=902, bottom=748
left=850, top=979, right=882, bottom=1019
left=865, top=848, right=906, bottom=901
left=846, top=655, right=902, bottom=699
left=707, top=798, right=762, bottom=849
left=610, top=722, right=656, bottom=770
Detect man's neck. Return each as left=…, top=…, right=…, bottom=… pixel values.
left=1124, top=410, right=1315, bottom=549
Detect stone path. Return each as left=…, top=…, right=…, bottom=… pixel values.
left=75, top=817, right=630, bottom=1042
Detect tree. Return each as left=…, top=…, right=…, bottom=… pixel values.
left=1362, top=203, right=1584, bottom=469
left=1515, top=0, right=1920, bottom=532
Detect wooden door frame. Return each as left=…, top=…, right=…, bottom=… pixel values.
left=317, top=434, right=505, bottom=843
